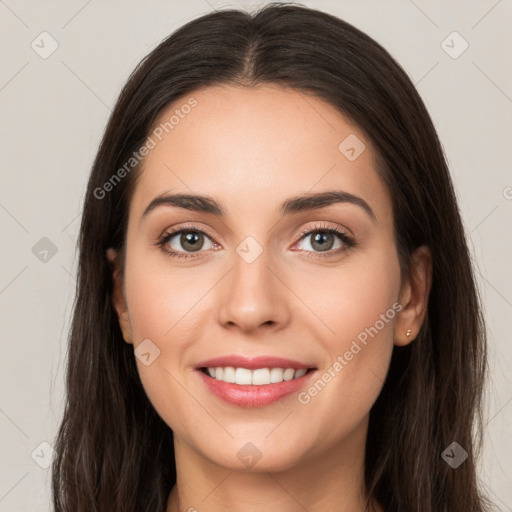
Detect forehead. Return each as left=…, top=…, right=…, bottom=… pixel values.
left=130, top=84, right=391, bottom=223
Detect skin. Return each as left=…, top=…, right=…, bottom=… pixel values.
left=108, top=84, right=432, bottom=512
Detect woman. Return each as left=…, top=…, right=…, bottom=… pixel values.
left=51, top=3, right=497, bottom=511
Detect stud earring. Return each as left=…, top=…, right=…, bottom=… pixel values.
left=406, top=329, right=412, bottom=338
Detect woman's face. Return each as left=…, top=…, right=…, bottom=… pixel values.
left=110, top=84, right=409, bottom=472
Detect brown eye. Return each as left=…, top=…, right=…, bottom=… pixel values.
left=158, top=227, right=217, bottom=259
left=295, top=227, right=354, bottom=255
left=308, top=231, right=336, bottom=252
left=165, top=230, right=215, bottom=253
left=177, top=231, right=205, bottom=252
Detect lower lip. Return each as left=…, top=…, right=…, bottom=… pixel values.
left=196, top=369, right=317, bottom=407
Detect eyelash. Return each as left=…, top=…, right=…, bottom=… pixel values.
left=155, top=222, right=357, bottom=261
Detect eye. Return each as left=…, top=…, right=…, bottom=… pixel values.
left=294, top=222, right=356, bottom=258
left=156, top=224, right=219, bottom=260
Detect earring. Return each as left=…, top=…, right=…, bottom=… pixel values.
left=406, top=329, right=412, bottom=338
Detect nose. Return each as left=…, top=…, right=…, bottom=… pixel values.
left=216, top=247, right=291, bottom=334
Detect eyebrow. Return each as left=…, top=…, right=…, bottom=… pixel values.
left=142, top=190, right=376, bottom=222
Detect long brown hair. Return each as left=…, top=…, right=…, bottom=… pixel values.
left=51, top=3, right=497, bottom=511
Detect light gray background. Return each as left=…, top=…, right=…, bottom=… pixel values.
left=0, top=1, right=511, bottom=510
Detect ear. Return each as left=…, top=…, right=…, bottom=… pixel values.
left=107, top=248, right=133, bottom=344
left=395, top=245, right=432, bottom=346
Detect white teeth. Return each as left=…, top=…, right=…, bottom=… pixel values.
left=235, top=368, right=252, bottom=385
left=204, top=366, right=310, bottom=385
left=223, top=366, right=236, bottom=383
left=270, top=367, right=284, bottom=383
left=252, top=368, right=270, bottom=385
left=294, top=368, right=307, bottom=378
left=283, top=368, right=295, bottom=381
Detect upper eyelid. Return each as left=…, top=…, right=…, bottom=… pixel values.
left=160, top=223, right=218, bottom=243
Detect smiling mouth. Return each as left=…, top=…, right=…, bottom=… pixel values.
left=199, top=366, right=316, bottom=385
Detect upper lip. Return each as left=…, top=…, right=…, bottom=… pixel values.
left=195, top=355, right=316, bottom=370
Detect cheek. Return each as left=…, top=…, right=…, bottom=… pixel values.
left=124, top=249, right=207, bottom=340
left=123, top=259, right=200, bottom=431
left=296, top=242, right=401, bottom=351
left=122, top=244, right=222, bottom=420
left=294, top=246, right=400, bottom=427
